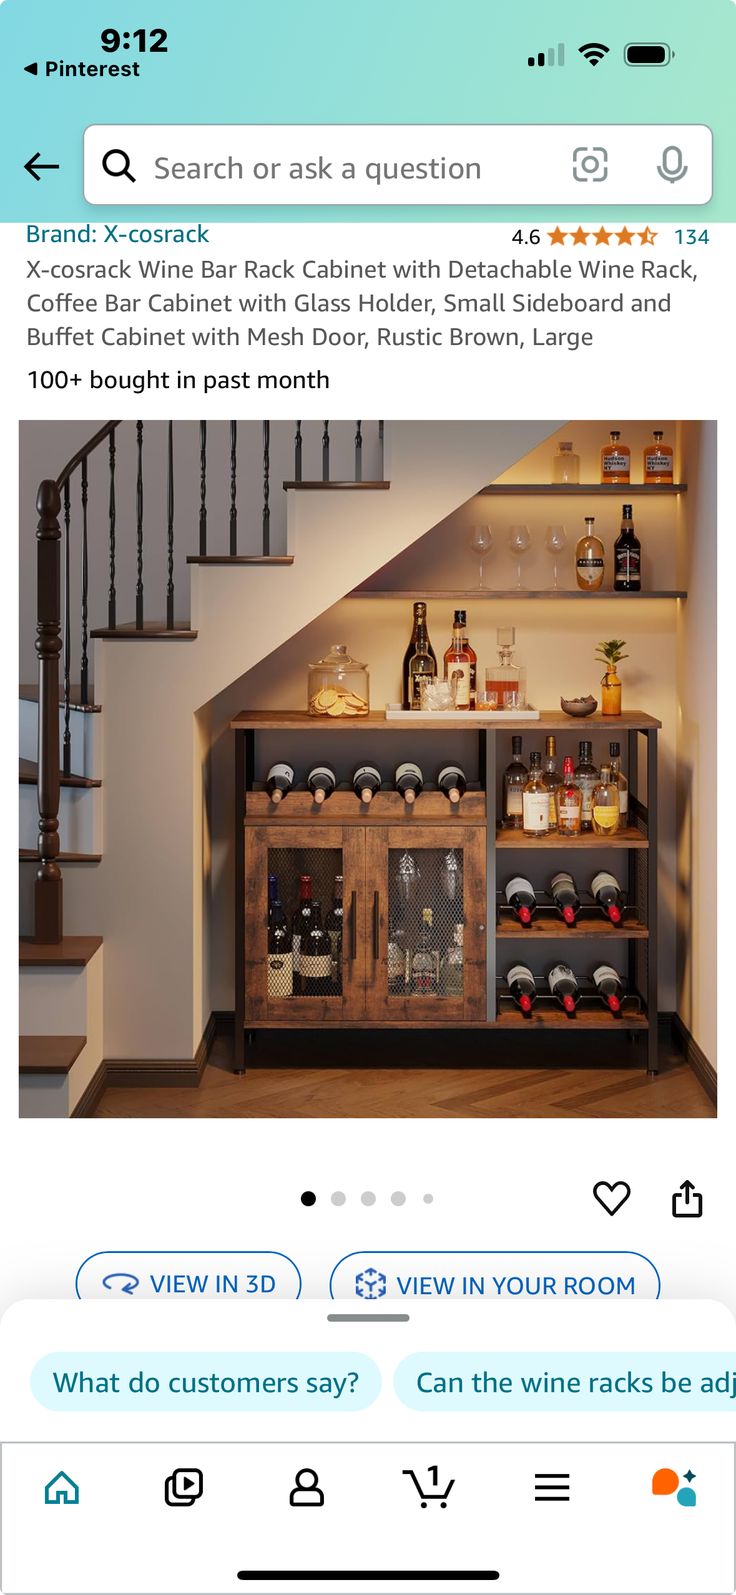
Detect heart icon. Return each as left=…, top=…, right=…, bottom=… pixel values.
left=593, top=1180, right=631, bottom=1216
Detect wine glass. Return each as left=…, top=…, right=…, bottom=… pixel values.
left=508, top=524, right=531, bottom=589
left=470, top=524, right=493, bottom=588
left=545, top=524, right=568, bottom=589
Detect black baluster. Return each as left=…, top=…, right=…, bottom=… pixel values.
left=378, top=419, right=385, bottom=481
left=135, top=420, right=144, bottom=629
left=108, top=431, right=117, bottom=629
left=166, top=420, right=175, bottom=629
left=354, top=420, right=363, bottom=482
left=294, top=419, right=302, bottom=483
left=80, top=458, right=89, bottom=705
left=62, top=479, right=71, bottom=776
left=262, top=420, right=270, bottom=555
left=322, top=420, right=330, bottom=482
left=199, top=420, right=207, bottom=556
left=229, top=420, right=237, bottom=555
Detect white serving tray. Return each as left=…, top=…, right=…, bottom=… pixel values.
left=384, top=704, right=541, bottom=722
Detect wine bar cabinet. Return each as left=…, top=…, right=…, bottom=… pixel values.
left=232, top=710, right=659, bottom=1075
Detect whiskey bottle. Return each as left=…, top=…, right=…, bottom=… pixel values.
left=613, top=503, right=641, bottom=591
left=403, top=600, right=437, bottom=710
left=591, top=762, right=621, bottom=836
left=557, top=756, right=583, bottom=835
left=438, top=764, right=467, bottom=804
left=593, top=964, right=625, bottom=1014
left=600, top=429, right=631, bottom=484
left=265, top=761, right=294, bottom=804
left=643, top=428, right=673, bottom=484
left=353, top=764, right=382, bottom=804
left=325, top=875, right=344, bottom=991
left=506, top=963, right=537, bottom=1014
left=608, top=742, right=629, bottom=820
left=411, top=907, right=439, bottom=995
left=591, top=869, right=624, bottom=923
left=522, top=751, right=550, bottom=837
left=548, top=963, right=580, bottom=1013
left=300, top=903, right=334, bottom=996
left=461, top=617, right=478, bottom=708
left=503, top=736, right=528, bottom=828
left=543, top=734, right=561, bottom=830
left=439, top=923, right=464, bottom=997
left=307, top=764, right=336, bottom=805
left=550, top=870, right=581, bottom=925
left=575, top=516, right=606, bottom=591
left=505, top=875, right=537, bottom=925
left=395, top=761, right=424, bottom=804
left=574, top=740, right=598, bottom=832
left=267, top=900, right=293, bottom=998
left=443, top=610, right=473, bottom=710
left=291, top=874, right=314, bottom=996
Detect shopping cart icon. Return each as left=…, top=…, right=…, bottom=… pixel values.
left=402, top=1464, right=456, bottom=1508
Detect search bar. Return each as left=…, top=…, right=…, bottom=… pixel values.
left=84, top=124, right=712, bottom=205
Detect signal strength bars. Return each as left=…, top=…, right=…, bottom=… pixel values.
left=527, top=43, right=565, bottom=66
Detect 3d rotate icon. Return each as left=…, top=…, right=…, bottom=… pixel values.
left=355, top=1267, right=387, bottom=1299
left=652, top=1467, right=697, bottom=1507
left=44, top=1472, right=79, bottom=1506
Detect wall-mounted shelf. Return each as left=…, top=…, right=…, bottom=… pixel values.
left=231, top=709, right=661, bottom=733
left=347, top=590, right=687, bottom=600
left=479, top=483, right=687, bottom=496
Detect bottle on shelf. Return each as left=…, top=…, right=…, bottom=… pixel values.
left=613, top=503, right=642, bottom=591
left=300, top=903, right=334, bottom=997
left=600, top=429, right=631, bottom=484
left=575, top=516, right=606, bottom=591
left=522, top=751, right=551, bottom=837
left=267, top=873, right=279, bottom=927
left=291, top=874, right=315, bottom=996
left=267, top=899, right=293, bottom=998
left=643, top=428, right=674, bottom=485
left=307, top=765, right=336, bottom=805
left=486, top=628, right=521, bottom=708
left=550, top=870, right=582, bottom=925
left=591, top=762, right=621, bottom=836
left=504, top=875, right=537, bottom=925
left=403, top=600, right=437, bottom=710
left=608, top=743, right=629, bottom=821
left=411, top=907, right=439, bottom=995
left=506, top=963, right=537, bottom=1014
left=325, top=876, right=344, bottom=991
left=353, top=764, right=382, bottom=804
left=461, top=617, right=478, bottom=708
left=574, top=740, right=599, bottom=832
left=438, top=764, right=467, bottom=805
left=439, top=848, right=462, bottom=902
left=443, top=609, right=473, bottom=710
left=591, top=869, right=625, bottom=924
left=265, top=761, right=294, bottom=804
left=557, top=756, right=583, bottom=836
left=593, top=964, right=625, bottom=1014
left=395, top=762, right=424, bottom=805
left=439, top=923, right=465, bottom=997
left=543, top=734, right=561, bottom=830
left=388, top=921, right=409, bottom=994
left=503, top=736, right=528, bottom=829
left=548, top=963, right=580, bottom=1014
left=552, top=440, right=580, bottom=484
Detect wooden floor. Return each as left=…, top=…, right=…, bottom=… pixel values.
left=92, top=1029, right=715, bottom=1119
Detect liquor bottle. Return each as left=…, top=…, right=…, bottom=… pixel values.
left=267, top=873, right=279, bottom=928
left=438, top=764, right=467, bottom=804
left=439, top=848, right=462, bottom=902
left=411, top=907, right=439, bottom=995
left=543, top=734, right=561, bottom=830
left=325, top=876, right=344, bottom=991
left=461, top=618, right=478, bottom=708
left=608, top=742, right=629, bottom=821
left=307, top=764, right=336, bottom=805
left=300, top=903, right=334, bottom=996
left=443, top=610, right=473, bottom=710
left=613, top=503, right=641, bottom=591
left=522, top=751, right=550, bottom=837
left=575, top=740, right=598, bottom=832
left=506, top=963, right=537, bottom=1014
left=291, top=875, right=314, bottom=996
left=591, top=762, right=621, bottom=836
left=575, top=516, right=605, bottom=591
left=388, top=921, right=408, bottom=994
left=503, top=736, right=528, bottom=828
left=505, top=875, right=537, bottom=925
left=600, top=429, right=631, bottom=484
left=643, top=428, right=673, bottom=484
left=439, top=923, right=464, bottom=997
left=557, top=756, right=583, bottom=835
left=548, top=963, right=580, bottom=1014
left=486, top=631, right=521, bottom=708
left=265, top=761, right=294, bottom=804
left=593, top=964, right=625, bottom=1014
left=591, top=869, right=625, bottom=924
left=395, top=761, right=424, bottom=804
left=550, top=870, right=581, bottom=925
left=353, top=765, right=382, bottom=804
left=403, top=600, right=437, bottom=710
left=267, top=900, right=293, bottom=998
left=552, top=440, right=580, bottom=484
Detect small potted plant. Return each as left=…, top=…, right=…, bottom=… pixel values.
left=595, top=639, right=628, bottom=716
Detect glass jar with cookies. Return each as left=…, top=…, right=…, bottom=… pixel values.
left=307, top=644, right=370, bottom=718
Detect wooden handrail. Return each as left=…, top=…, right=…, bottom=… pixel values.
left=56, top=420, right=121, bottom=489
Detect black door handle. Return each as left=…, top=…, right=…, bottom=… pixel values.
left=373, top=890, right=380, bottom=959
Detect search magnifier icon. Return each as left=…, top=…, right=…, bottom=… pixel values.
left=102, top=148, right=136, bottom=182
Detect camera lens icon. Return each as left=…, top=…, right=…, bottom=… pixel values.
left=572, top=146, right=609, bottom=182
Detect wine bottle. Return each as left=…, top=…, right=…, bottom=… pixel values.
left=307, top=764, right=336, bottom=805
left=443, top=609, right=473, bottom=710
left=575, top=740, right=598, bottom=832
left=504, top=875, right=537, bottom=926
left=503, top=736, right=528, bottom=829
left=265, top=761, right=294, bottom=804
left=267, top=873, right=279, bottom=927
left=267, top=901, right=293, bottom=998
left=550, top=871, right=581, bottom=925
left=543, top=735, right=560, bottom=830
left=437, top=764, right=467, bottom=804
left=506, top=963, right=537, bottom=1014
left=613, top=503, right=641, bottom=592
left=522, top=751, right=550, bottom=836
left=325, top=876, right=344, bottom=991
left=557, top=757, right=583, bottom=836
left=608, top=743, right=629, bottom=820
left=300, top=903, right=333, bottom=996
left=439, top=923, right=464, bottom=997
left=591, top=870, right=625, bottom=924
left=403, top=600, right=437, bottom=710
left=548, top=963, right=580, bottom=1014
left=410, top=907, right=439, bottom=994
left=291, top=874, right=314, bottom=995
left=387, top=921, right=408, bottom=994
left=353, top=764, right=381, bottom=804
left=593, top=964, right=625, bottom=1014
left=395, top=761, right=423, bottom=804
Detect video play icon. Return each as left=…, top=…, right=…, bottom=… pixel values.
left=164, top=1467, right=204, bottom=1507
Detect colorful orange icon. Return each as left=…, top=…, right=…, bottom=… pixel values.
left=652, top=1467, right=697, bottom=1507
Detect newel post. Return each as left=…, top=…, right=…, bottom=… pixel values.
left=35, top=479, right=63, bottom=943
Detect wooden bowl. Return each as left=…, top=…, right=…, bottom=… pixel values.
left=560, top=695, right=598, bottom=717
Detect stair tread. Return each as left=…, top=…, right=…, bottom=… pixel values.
left=20, top=935, right=102, bottom=967
left=90, top=623, right=197, bottom=639
left=283, top=480, right=390, bottom=490
left=187, top=554, right=295, bottom=566
left=19, top=683, right=101, bottom=712
left=19, top=758, right=101, bottom=790
left=20, top=1034, right=86, bottom=1074
left=19, top=849, right=101, bottom=863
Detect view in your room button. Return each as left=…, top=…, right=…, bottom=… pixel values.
left=329, top=1251, right=661, bottom=1300
left=75, top=1250, right=302, bottom=1299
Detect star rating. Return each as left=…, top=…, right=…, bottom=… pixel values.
left=637, top=226, right=657, bottom=244
left=593, top=226, right=612, bottom=245
left=570, top=226, right=590, bottom=245
left=544, top=223, right=658, bottom=247
left=548, top=226, right=567, bottom=244
left=615, top=226, right=634, bottom=245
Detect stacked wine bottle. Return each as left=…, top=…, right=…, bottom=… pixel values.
left=264, top=761, right=469, bottom=806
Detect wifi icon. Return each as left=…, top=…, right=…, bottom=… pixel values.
left=579, top=41, right=610, bottom=65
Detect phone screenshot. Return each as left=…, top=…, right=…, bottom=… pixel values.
left=1, top=1, right=734, bottom=1591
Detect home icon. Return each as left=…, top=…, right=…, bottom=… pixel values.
left=44, top=1471, right=80, bottom=1506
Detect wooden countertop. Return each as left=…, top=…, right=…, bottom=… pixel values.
left=231, top=709, right=662, bottom=731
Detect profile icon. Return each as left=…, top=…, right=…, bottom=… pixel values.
left=289, top=1467, right=325, bottom=1507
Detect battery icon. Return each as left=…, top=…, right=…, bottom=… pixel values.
left=624, top=43, right=673, bottom=65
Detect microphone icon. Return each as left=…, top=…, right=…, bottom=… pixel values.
left=657, top=144, right=688, bottom=183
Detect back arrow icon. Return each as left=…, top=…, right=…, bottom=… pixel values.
left=24, top=152, right=60, bottom=181
left=102, top=1272, right=140, bottom=1294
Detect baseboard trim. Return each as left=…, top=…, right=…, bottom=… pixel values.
left=71, top=1061, right=108, bottom=1118
left=670, top=1013, right=717, bottom=1106
left=103, top=1011, right=219, bottom=1090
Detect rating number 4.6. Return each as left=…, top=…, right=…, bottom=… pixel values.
left=512, top=228, right=541, bottom=245
left=676, top=229, right=709, bottom=245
